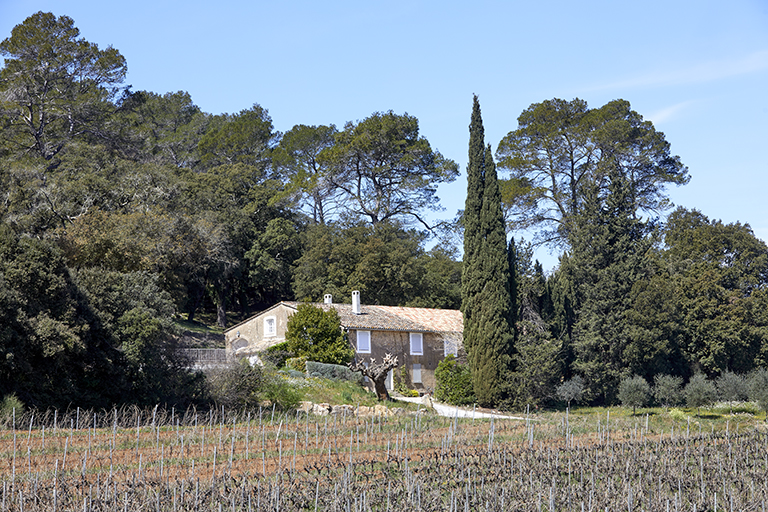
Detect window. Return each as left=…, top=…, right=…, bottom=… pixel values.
left=410, top=332, right=423, bottom=355
left=356, top=330, right=371, bottom=353
left=412, top=363, right=422, bottom=384
left=264, top=316, right=276, bottom=337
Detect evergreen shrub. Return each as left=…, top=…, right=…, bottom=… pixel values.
left=206, top=359, right=302, bottom=410
left=394, top=366, right=419, bottom=397
left=306, top=361, right=363, bottom=384
left=286, top=304, right=354, bottom=365
left=285, top=356, right=308, bottom=372
left=435, top=355, right=475, bottom=406
left=262, top=373, right=303, bottom=410
left=261, top=341, right=294, bottom=368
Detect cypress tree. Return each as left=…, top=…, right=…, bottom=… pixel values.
left=461, top=95, right=486, bottom=375
left=461, top=97, right=515, bottom=407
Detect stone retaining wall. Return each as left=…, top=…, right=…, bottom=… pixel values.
left=296, top=401, right=423, bottom=418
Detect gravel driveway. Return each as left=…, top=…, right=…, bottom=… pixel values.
left=394, top=395, right=526, bottom=420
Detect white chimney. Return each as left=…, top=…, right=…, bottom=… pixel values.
left=324, top=294, right=333, bottom=304
left=352, top=290, right=361, bottom=315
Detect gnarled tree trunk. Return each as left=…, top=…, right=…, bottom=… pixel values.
left=349, top=353, right=398, bottom=401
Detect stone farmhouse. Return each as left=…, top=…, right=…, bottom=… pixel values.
left=224, top=291, right=463, bottom=393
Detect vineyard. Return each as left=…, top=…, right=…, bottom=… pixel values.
left=1, top=405, right=767, bottom=511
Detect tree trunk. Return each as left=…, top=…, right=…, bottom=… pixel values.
left=216, top=281, right=228, bottom=329
left=372, top=376, right=390, bottom=401
left=186, top=284, right=204, bottom=323
left=349, top=354, right=398, bottom=402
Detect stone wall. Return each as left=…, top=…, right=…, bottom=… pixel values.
left=348, top=329, right=447, bottom=392
left=225, top=304, right=294, bottom=358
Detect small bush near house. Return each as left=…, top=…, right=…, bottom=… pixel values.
left=306, top=361, right=363, bottom=384
left=261, top=373, right=303, bottom=411
left=435, top=355, right=475, bottom=406
left=206, top=359, right=302, bottom=410
left=260, top=341, right=294, bottom=368
left=206, top=359, right=265, bottom=409
left=394, top=366, right=419, bottom=397
left=285, top=356, right=308, bottom=372
left=286, top=303, right=354, bottom=365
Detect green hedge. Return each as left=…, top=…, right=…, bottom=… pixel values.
left=435, top=355, right=475, bottom=405
left=306, top=361, right=363, bottom=384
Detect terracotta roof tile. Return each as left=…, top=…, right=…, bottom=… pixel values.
left=283, top=301, right=462, bottom=333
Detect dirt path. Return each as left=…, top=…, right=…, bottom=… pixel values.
left=393, top=395, right=527, bottom=419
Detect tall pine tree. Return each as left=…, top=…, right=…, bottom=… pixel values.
left=461, top=96, right=515, bottom=407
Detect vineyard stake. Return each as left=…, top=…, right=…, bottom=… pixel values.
left=246, top=411, right=251, bottom=460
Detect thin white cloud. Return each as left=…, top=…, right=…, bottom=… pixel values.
left=587, top=49, right=768, bottom=92
left=645, top=100, right=696, bottom=124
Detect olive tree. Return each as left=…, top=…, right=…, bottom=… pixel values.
left=747, top=367, right=768, bottom=420
left=653, top=374, right=683, bottom=409
left=556, top=375, right=584, bottom=409
left=617, top=375, right=650, bottom=415
left=684, top=373, right=717, bottom=416
left=716, top=370, right=748, bottom=413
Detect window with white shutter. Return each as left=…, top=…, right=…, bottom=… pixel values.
left=410, top=332, right=423, bottom=355
left=412, top=363, right=422, bottom=384
left=357, top=330, right=371, bottom=353
left=264, top=316, right=276, bottom=337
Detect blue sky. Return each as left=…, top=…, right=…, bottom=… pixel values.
left=2, top=1, right=767, bottom=269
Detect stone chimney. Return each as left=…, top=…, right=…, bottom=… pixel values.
left=352, top=290, right=361, bottom=315
left=324, top=294, right=333, bottom=304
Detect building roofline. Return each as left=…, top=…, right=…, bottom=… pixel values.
left=224, top=301, right=299, bottom=334
left=224, top=300, right=462, bottom=334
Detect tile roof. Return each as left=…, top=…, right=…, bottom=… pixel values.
left=283, top=301, right=463, bottom=333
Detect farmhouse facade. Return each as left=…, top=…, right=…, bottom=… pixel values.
left=224, top=292, right=463, bottom=393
